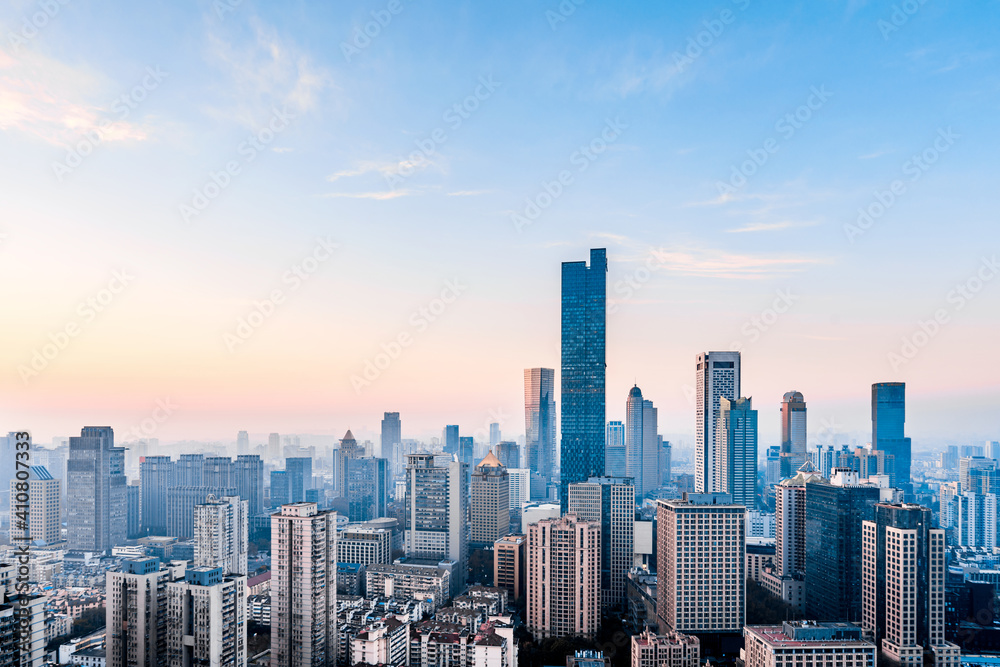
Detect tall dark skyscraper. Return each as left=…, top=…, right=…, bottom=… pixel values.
left=524, top=367, right=556, bottom=481
left=234, top=454, right=264, bottom=516
left=780, top=390, right=807, bottom=478
left=286, top=457, right=313, bottom=502
left=345, top=457, right=390, bottom=522
left=872, top=382, right=912, bottom=487
left=443, top=424, right=459, bottom=454
left=140, top=455, right=175, bottom=535
left=380, top=412, right=401, bottom=460
left=560, top=248, right=607, bottom=511
left=67, top=426, right=127, bottom=551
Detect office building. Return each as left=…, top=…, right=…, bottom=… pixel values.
left=660, top=436, right=672, bottom=486
left=742, top=622, right=876, bottom=667
left=271, top=503, right=338, bottom=667
left=404, top=452, right=469, bottom=592
left=470, top=452, right=510, bottom=546
left=459, top=437, right=475, bottom=484
left=337, top=527, right=392, bottom=566
left=780, top=392, right=808, bottom=478
left=176, top=454, right=205, bottom=487
left=237, top=430, right=249, bottom=455
left=381, top=412, right=401, bottom=461
left=527, top=513, right=601, bottom=639
left=872, top=383, right=912, bottom=488
left=267, top=433, right=280, bottom=461
left=489, top=423, right=501, bottom=449
left=560, top=248, right=607, bottom=510
left=804, top=469, right=881, bottom=622
left=443, top=425, right=460, bottom=454
left=495, top=441, right=520, bottom=470
left=767, top=446, right=782, bottom=487
left=345, top=457, right=390, bottom=522
left=9, top=465, right=60, bottom=545
left=631, top=629, right=700, bottom=667
left=494, top=534, right=526, bottom=601
left=334, top=430, right=364, bottom=497
left=194, top=495, right=249, bottom=576
left=656, top=493, right=746, bottom=634
left=717, top=397, right=758, bottom=509
left=764, top=463, right=821, bottom=612
left=270, top=471, right=289, bottom=508
left=605, top=421, right=626, bottom=477
left=524, top=368, right=557, bottom=482
left=168, top=486, right=236, bottom=539
left=568, top=476, right=635, bottom=610
left=234, top=455, right=265, bottom=517
left=286, top=457, right=312, bottom=502
left=695, top=352, right=741, bottom=494
left=141, top=455, right=175, bottom=535
left=862, top=503, right=959, bottom=667
left=128, top=482, right=141, bottom=538
left=960, top=456, right=997, bottom=492
left=67, top=426, right=127, bottom=552
left=106, top=557, right=180, bottom=667
left=165, top=567, right=247, bottom=667
left=626, top=386, right=659, bottom=498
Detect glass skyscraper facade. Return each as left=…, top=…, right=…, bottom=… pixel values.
left=872, top=382, right=912, bottom=487
left=524, top=367, right=556, bottom=482
left=560, top=248, right=607, bottom=511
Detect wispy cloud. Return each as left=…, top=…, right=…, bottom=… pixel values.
left=649, top=245, right=826, bottom=280
left=447, top=189, right=491, bottom=197
left=726, top=220, right=819, bottom=233
left=320, top=190, right=415, bottom=200
left=858, top=148, right=891, bottom=160
left=327, top=157, right=437, bottom=183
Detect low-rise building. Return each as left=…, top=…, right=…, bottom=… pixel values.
left=742, top=622, right=876, bottom=667
left=631, top=629, right=699, bottom=667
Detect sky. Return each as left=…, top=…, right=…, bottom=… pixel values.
left=1, top=0, right=998, bottom=452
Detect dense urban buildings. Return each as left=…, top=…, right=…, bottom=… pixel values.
left=631, top=629, right=700, bottom=667
left=470, top=451, right=510, bottom=546
left=524, top=367, right=557, bottom=482
left=625, top=386, right=659, bottom=499
left=495, top=440, right=520, bottom=470
left=568, top=476, right=635, bottom=610
left=764, top=463, right=821, bottom=611
left=67, top=426, right=127, bottom=551
left=872, top=382, right=912, bottom=488
left=527, top=513, right=601, bottom=639
left=404, top=452, right=470, bottom=591
left=717, top=397, right=758, bottom=509
left=271, top=502, right=339, bottom=667
left=779, top=391, right=808, bottom=478
left=657, top=493, right=746, bottom=634
left=695, top=352, right=741, bottom=494
left=560, top=248, right=607, bottom=510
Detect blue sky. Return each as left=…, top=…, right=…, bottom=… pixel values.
left=1, top=0, right=998, bottom=450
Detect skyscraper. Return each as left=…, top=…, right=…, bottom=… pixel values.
left=9, top=466, right=60, bottom=545
left=872, top=383, right=912, bottom=488
left=176, top=454, right=205, bottom=487
left=234, top=454, right=265, bottom=516
left=237, top=430, right=249, bottom=455
left=271, top=502, right=338, bottom=667
left=695, top=351, right=741, bottom=494
left=203, top=456, right=233, bottom=488
left=67, top=426, right=127, bottom=552
left=660, top=436, right=672, bottom=485
left=524, top=367, right=556, bottom=482
left=862, top=503, right=958, bottom=667
left=165, top=567, right=248, bottom=667
left=527, top=514, right=601, bottom=639
left=381, top=412, right=401, bottom=461
left=489, top=422, right=501, bottom=449
left=268, top=433, right=280, bottom=461
left=286, top=457, right=313, bottom=502
left=780, top=391, right=807, bottom=478
left=334, top=430, right=364, bottom=497
left=764, top=463, right=822, bottom=612
left=568, top=476, right=635, bottom=610
left=345, top=457, right=390, bottom=522
left=194, top=495, right=249, bottom=576
left=106, top=557, right=179, bottom=667
left=626, top=386, right=659, bottom=498
left=717, top=397, right=758, bottom=509
left=140, top=456, right=175, bottom=537
left=403, top=452, right=469, bottom=591
left=443, top=425, right=459, bottom=454
left=605, top=420, right=626, bottom=477
left=168, top=486, right=236, bottom=539
left=495, top=441, right=520, bottom=470
left=560, top=248, right=607, bottom=511
left=470, top=451, right=510, bottom=546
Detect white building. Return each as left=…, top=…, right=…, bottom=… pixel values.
left=350, top=618, right=408, bottom=666
left=694, top=351, right=740, bottom=494
left=742, top=622, right=875, bottom=667
left=631, top=628, right=700, bottom=667
left=194, top=495, right=249, bottom=576
left=337, top=527, right=392, bottom=566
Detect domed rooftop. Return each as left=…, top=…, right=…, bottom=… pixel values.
left=629, top=385, right=642, bottom=398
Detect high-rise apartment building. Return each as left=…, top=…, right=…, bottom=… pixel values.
left=106, top=557, right=180, bottom=667
left=67, top=426, right=127, bottom=552
left=560, top=248, right=607, bottom=511
left=626, top=386, right=659, bottom=499
left=764, top=463, right=821, bottom=612
left=656, top=493, right=746, bottom=634
left=176, top=454, right=205, bottom=487
left=605, top=421, right=626, bottom=478
left=568, top=476, right=635, bottom=610
left=524, top=368, right=557, bottom=482
left=10, top=466, right=60, bottom=545
left=345, top=457, right=390, bottom=522
left=527, top=514, right=601, bottom=639
left=271, top=503, right=338, bottom=667
left=804, top=469, right=881, bottom=623
left=403, top=452, right=469, bottom=591
left=203, top=456, right=233, bottom=488
left=494, top=534, right=526, bottom=602
left=194, top=495, right=249, bottom=576
left=695, top=352, right=741, bottom=494
left=872, top=383, right=912, bottom=488
left=717, top=397, right=758, bottom=509
left=780, top=392, right=808, bottom=478
left=955, top=492, right=998, bottom=548
left=381, top=412, right=401, bottom=461
left=237, top=430, right=249, bottom=455
left=470, top=452, right=510, bottom=546
left=140, top=455, right=174, bottom=535
left=165, top=566, right=247, bottom=667
left=862, top=503, right=958, bottom=667
left=168, top=486, right=237, bottom=539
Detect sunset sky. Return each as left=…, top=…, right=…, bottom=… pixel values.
left=1, top=1, right=998, bottom=450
